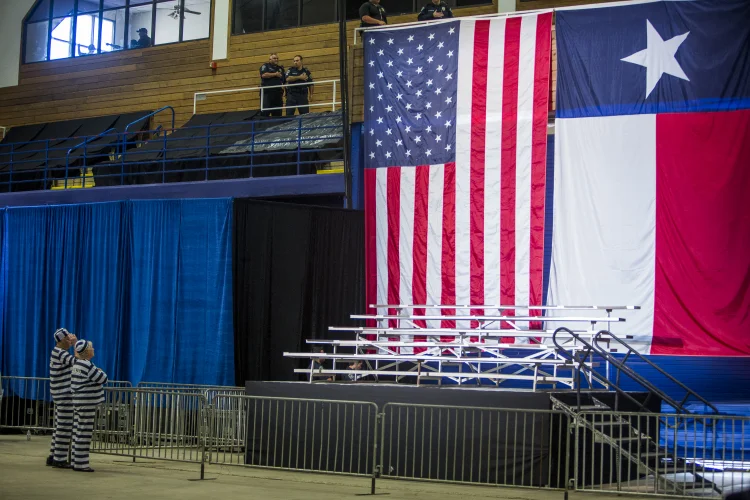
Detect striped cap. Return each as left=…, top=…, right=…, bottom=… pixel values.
left=53, top=328, right=70, bottom=343
left=74, top=339, right=90, bottom=354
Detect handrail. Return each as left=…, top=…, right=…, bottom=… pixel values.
left=593, top=330, right=719, bottom=414
left=64, top=127, right=116, bottom=189
left=552, top=327, right=719, bottom=415
left=122, top=106, right=175, bottom=153
left=193, top=79, right=341, bottom=115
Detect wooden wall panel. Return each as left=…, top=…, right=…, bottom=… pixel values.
left=0, top=4, right=498, bottom=133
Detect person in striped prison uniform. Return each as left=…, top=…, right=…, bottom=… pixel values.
left=47, top=328, right=78, bottom=468
left=71, top=340, right=107, bottom=472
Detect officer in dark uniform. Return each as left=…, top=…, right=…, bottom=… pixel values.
left=359, top=0, right=387, bottom=28
left=285, top=55, right=313, bottom=116
left=417, top=0, right=453, bottom=21
left=259, top=53, right=285, bottom=117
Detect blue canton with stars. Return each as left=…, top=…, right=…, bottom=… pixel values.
left=363, top=21, right=459, bottom=168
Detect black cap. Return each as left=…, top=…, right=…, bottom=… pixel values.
left=137, top=28, right=148, bottom=34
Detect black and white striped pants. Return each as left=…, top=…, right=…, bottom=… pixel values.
left=72, top=406, right=97, bottom=470
left=49, top=401, right=74, bottom=462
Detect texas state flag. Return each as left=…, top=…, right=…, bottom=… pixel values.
left=547, top=0, right=750, bottom=355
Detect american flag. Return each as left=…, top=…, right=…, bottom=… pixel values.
left=363, top=14, right=553, bottom=349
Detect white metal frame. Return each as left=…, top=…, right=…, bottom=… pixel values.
left=285, top=303, right=639, bottom=390
left=193, top=79, right=341, bottom=115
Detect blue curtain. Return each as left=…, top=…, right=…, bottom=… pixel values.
left=0, top=200, right=234, bottom=386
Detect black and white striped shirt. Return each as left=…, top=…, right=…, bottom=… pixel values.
left=71, top=359, right=108, bottom=407
left=50, top=347, right=75, bottom=402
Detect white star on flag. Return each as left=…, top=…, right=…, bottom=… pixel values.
left=622, top=20, right=690, bottom=98
left=387, top=38, right=394, bottom=45
left=385, top=151, right=391, bottom=158
left=376, top=139, right=382, bottom=146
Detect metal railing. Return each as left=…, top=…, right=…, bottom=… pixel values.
left=0, top=114, right=344, bottom=192
left=193, top=79, right=341, bottom=115
left=0, top=376, right=131, bottom=432
left=92, top=388, right=209, bottom=477
left=2, top=376, right=747, bottom=497
left=553, top=327, right=719, bottom=415
left=574, top=410, right=749, bottom=497
left=380, top=403, right=571, bottom=489
left=208, top=395, right=380, bottom=489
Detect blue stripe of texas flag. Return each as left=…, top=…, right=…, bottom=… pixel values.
left=555, top=0, right=750, bottom=118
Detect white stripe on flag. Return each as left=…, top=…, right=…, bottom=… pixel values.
left=399, top=168, right=416, bottom=353
left=455, top=20, right=475, bottom=328
left=484, top=19, right=506, bottom=320
left=425, top=164, right=444, bottom=330
left=375, top=167, right=389, bottom=315
left=514, top=15, right=537, bottom=322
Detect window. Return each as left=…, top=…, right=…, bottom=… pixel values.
left=232, top=0, right=492, bottom=35
left=23, top=0, right=211, bottom=63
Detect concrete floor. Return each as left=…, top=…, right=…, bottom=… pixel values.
left=0, top=434, right=658, bottom=500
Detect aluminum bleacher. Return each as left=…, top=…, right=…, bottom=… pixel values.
left=284, top=304, right=640, bottom=389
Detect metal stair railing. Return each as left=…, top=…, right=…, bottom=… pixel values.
left=549, top=395, right=685, bottom=495
left=592, top=330, right=719, bottom=415
left=552, top=327, right=718, bottom=416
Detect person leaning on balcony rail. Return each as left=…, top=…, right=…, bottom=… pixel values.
left=259, top=53, right=285, bottom=117
left=47, top=328, right=78, bottom=469
left=71, top=340, right=108, bottom=472
left=417, top=0, right=453, bottom=21
left=360, top=0, right=387, bottom=27
left=285, top=55, right=314, bottom=116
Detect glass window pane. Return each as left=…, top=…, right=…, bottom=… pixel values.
left=265, top=0, right=297, bottom=31
left=50, top=16, right=72, bottom=59
left=301, top=0, right=335, bottom=26
left=25, top=21, right=49, bottom=62
left=233, top=0, right=262, bottom=34
left=77, top=0, right=100, bottom=13
left=128, top=4, right=153, bottom=49
left=52, top=0, right=76, bottom=17
left=154, top=0, right=179, bottom=45
left=29, top=0, right=51, bottom=22
left=182, top=0, right=210, bottom=41
left=102, top=8, right=126, bottom=52
left=75, top=14, right=99, bottom=55
left=130, top=0, right=154, bottom=5
left=101, top=0, right=126, bottom=7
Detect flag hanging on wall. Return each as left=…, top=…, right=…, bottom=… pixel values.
left=548, top=0, right=750, bottom=355
left=362, top=13, right=553, bottom=342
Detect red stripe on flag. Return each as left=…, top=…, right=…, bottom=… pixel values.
left=412, top=165, right=430, bottom=353
left=529, top=13, right=552, bottom=331
left=441, top=162, right=456, bottom=341
left=500, top=17, right=521, bottom=341
left=470, top=21, right=491, bottom=340
left=387, top=167, right=401, bottom=328
left=364, top=168, right=378, bottom=331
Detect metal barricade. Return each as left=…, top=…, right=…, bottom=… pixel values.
left=91, top=388, right=209, bottom=478
left=208, top=395, right=380, bottom=486
left=380, top=403, right=571, bottom=490
left=0, top=376, right=54, bottom=433
left=573, top=410, right=750, bottom=498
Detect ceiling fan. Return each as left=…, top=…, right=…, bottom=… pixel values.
left=165, top=4, right=202, bottom=19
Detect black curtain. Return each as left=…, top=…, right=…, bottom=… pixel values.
left=232, top=199, right=365, bottom=384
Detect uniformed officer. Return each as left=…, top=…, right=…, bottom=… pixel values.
left=285, top=55, right=313, bottom=116
left=259, top=53, right=285, bottom=117
left=359, top=0, right=387, bottom=28
left=417, top=0, right=453, bottom=21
